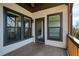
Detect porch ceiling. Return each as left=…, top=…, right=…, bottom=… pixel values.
left=17, top=3, right=68, bottom=13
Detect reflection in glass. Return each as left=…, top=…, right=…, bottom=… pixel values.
left=6, top=11, right=21, bottom=45
left=4, top=9, right=32, bottom=46
left=23, top=17, right=31, bottom=39
left=48, top=28, right=60, bottom=39
left=48, top=14, right=62, bottom=41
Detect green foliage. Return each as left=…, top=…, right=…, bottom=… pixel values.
left=76, top=31, right=79, bottom=39
left=72, top=27, right=79, bottom=39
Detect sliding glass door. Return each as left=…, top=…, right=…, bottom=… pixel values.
left=47, top=12, right=62, bottom=41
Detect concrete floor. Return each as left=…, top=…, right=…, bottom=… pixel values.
left=5, top=43, right=67, bottom=56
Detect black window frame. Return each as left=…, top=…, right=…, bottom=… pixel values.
left=23, top=16, right=32, bottom=39
left=47, top=12, right=63, bottom=42
left=3, top=7, right=32, bottom=46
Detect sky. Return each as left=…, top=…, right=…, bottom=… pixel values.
left=73, top=3, right=79, bottom=28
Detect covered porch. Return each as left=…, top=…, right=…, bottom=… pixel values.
left=0, top=3, right=79, bottom=56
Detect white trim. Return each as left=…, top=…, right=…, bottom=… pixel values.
left=45, top=40, right=66, bottom=48
left=32, top=5, right=68, bottom=48
left=0, top=38, right=34, bottom=56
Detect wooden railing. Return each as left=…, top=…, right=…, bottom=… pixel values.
left=67, top=35, right=79, bottom=56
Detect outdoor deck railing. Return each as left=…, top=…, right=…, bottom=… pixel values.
left=67, top=34, right=79, bottom=56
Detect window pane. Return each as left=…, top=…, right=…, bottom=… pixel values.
left=48, top=13, right=62, bottom=41
left=24, top=28, right=31, bottom=38
left=49, top=15, right=60, bottom=21
left=48, top=15, right=60, bottom=27
left=7, top=16, right=15, bottom=27
left=48, top=27, right=60, bottom=33
left=48, top=28, right=60, bottom=40
left=16, top=16, right=21, bottom=27
left=15, top=16, right=21, bottom=40
left=25, top=22, right=29, bottom=28
left=6, top=11, right=21, bottom=45
left=24, top=17, right=32, bottom=39
left=48, top=22, right=60, bottom=27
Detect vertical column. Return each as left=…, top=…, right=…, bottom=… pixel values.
left=45, top=16, right=47, bottom=43
left=32, top=18, right=35, bottom=42
left=68, top=3, right=73, bottom=34
left=0, top=5, right=3, bottom=48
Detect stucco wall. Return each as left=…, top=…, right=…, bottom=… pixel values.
left=32, top=4, right=68, bottom=48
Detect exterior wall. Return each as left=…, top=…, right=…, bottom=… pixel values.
left=0, top=3, right=34, bottom=55
left=0, top=4, right=68, bottom=55
left=32, top=4, right=68, bottom=48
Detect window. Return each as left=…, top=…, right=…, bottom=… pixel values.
left=23, top=17, right=32, bottom=39
left=47, top=13, right=62, bottom=41
left=5, top=11, right=21, bottom=45
left=72, top=4, right=79, bottom=39
left=4, top=7, right=32, bottom=46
